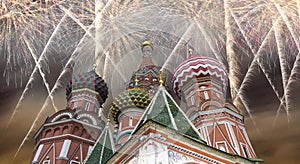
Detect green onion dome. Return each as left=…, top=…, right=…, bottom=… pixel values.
left=110, top=87, right=152, bottom=121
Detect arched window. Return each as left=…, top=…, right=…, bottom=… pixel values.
left=129, top=116, right=133, bottom=127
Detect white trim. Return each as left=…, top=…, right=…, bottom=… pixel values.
left=76, top=113, right=98, bottom=125
left=227, top=123, right=240, bottom=155
left=51, top=112, right=73, bottom=123
left=70, top=160, right=81, bottom=164
left=191, top=96, right=195, bottom=105
left=87, top=146, right=93, bottom=157
left=241, top=127, right=256, bottom=156
left=190, top=108, right=243, bottom=121
left=59, top=139, right=71, bottom=159
left=224, top=122, right=235, bottom=151
left=42, top=160, right=50, bottom=164
left=40, top=134, right=95, bottom=143
left=240, top=143, right=250, bottom=158
left=32, top=144, right=44, bottom=163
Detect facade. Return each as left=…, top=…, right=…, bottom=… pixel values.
left=32, top=41, right=262, bottom=164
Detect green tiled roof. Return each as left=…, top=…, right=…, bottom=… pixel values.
left=133, top=85, right=203, bottom=140
left=84, top=124, right=115, bottom=164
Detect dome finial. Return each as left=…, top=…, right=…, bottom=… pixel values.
left=159, top=69, right=164, bottom=86
left=93, top=63, right=97, bottom=70
left=141, top=41, right=153, bottom=54
left=188, top=49, right=193, bottom=56
left=134, top=76, right=139, bottom=87
left=142, top=41, right=153, bottom=49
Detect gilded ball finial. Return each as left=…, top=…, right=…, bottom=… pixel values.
left=134, top=76, right=139, bottom=87
left=142, top=41, right=153, bottom=51
left=188, top=49, right=193, bottom=55
left=159, top=69, right=164, bottom=86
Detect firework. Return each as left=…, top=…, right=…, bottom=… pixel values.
left=2, top=0, right=299, bottom=161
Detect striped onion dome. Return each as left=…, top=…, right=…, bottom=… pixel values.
left=172, top=54, right=228, bottom=99
left=110, top=87, right=152, bottom=121
left=66, top=70, right=108, bottom=102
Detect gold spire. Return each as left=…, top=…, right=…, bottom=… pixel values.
left=188, top=49, right=193, bottom=55
left=159, top=69, right=164, bottom=86
left=93, top=64, right=97, bottom=70
left=134, top=77, right=139, bottom=87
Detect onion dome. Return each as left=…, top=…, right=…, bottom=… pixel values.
left=110, top=88, right=152, bottom=121
left=172, top=52, right=228, bottom=98
left=66, top=70, right=108, bottom=102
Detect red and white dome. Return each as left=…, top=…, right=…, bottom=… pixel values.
left=172, top=55, right=228, bottom=98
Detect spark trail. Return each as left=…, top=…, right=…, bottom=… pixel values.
left=6, top=13, right=68, bottom=129
left=274, top=19, right=289, bottom=116
left=162, top=23, right=194, bottom=71
left=194, top=16, right=225, bottom=67
left=272, top=1, right=300, bottom=122
left=229, top=8, right=287, bottom=116
left=233, top=18, right=286, bottom=111
left=224, top=0, right=240, bottom=102
left=12, top=17, right=99, bottom=160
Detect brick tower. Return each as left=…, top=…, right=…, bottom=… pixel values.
left=172, top=50, right=257, bottom=158
left=31, top=69, right=108, bottom=164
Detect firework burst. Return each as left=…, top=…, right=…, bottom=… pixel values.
left=2, top=0, right=299, bottom=161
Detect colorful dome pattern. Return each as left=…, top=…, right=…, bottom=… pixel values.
left=66, top=70, right=108, bottom=102
left=172, top=55, right=228, bottom=98
left=110, top=88, right=152, bottom=120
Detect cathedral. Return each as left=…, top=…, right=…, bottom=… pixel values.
left=31, top=41, right=263, bottom=164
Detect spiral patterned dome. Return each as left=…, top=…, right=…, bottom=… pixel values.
left=66, top=70, right=108, bottom=102
left=172, top=55, right=228, bottom=98
left=110, top=87, right=152, bottom=120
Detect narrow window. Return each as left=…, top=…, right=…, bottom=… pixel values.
left=85, top=102, right=90, bottom=111
left=204, top=91, right=209, bottom=100
left=33, top=144, right=44, bottom=163
left=119, top=120, right=122, bottom=131
left=129, top=116, right=133, bottom=127
left=59, top=140, right=71, bottom=159
left=191, top=96, right=195, bottom=105
left=74, top=102, right=78, bottom=108
left=242, top=145, right=250, bottom=158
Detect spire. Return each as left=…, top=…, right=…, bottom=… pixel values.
left=187, top=48, right=194, bottom=58
left=159, top=69, right=163, bottom=86
left=132, top=83, right=204, bottom=141
left=134, top=76, right=139, bottom=87
left=84, top=121, right=115, bottom=164
left=92, top=63, right=97, bottom=71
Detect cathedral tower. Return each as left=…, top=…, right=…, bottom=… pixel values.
left=172, top=50, right=257, bottom=158
left=31, top=69, right=108, bottom=164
